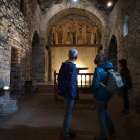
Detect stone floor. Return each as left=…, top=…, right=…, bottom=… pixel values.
left=0, top=93, right=140, bottom=140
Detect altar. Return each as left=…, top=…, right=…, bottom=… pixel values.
left=50, top=17, right=100, bottom=45
left=46, top=16, right=102, bottom=82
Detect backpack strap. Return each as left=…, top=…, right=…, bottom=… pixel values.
left=100, top=82, right=106, bottom=87
left=100, top=69, right=114, bottom=88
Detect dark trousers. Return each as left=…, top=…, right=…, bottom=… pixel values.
left=95, top=99, right=115, bottom=139
left=121, top=87, right=129, bottom=111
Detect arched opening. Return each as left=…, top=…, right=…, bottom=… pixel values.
left=20, top=0, right=25, bottom=14
left=123, top=15, right=129, bottom=37
left=37, top=0, right=41, bottom=5
left=44, top=8, right=107, bottom=81
left=10, top=46, right=21, bottom=95
left=45, top=8, right=105, bottom=44
left=108, top=35, right=117, bottom=71
left=32, top=31, right=40, bottom=81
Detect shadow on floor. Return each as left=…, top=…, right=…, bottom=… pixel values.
left=0, top=126, right=97, bottom=140
left=124, top=117, right=140, bottom=140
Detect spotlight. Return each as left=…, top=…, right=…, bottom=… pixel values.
left=3, top=86, right=10, bottom=90
left=107, top=2, right=112, bottom=7
left=72, top=0, right=78, bottom=2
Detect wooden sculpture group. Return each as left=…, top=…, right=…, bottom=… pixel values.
left=51, top=17, right=98, bottom=45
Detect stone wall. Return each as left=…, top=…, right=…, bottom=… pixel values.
left=1, top=0, right=140, bottom=104
left=0, top=0, right=43, bottom=95
left=109, top=0, right=140, bottom=108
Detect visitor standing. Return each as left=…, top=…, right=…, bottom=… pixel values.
left=58, top=49, right=78, bottom=140
left=90, top=54, right=116, bottom=140
left=119, top=59, right=132, bottom=116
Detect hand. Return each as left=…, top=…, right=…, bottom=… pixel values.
left=129, top=88, right=133, bottom=94
left=56, top=90, right=61, bottom=95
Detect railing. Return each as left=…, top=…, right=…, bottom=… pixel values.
left=54, top=70, right=94, bottom=100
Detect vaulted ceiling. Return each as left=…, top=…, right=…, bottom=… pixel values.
left=37, top=0, right=118, bottom=9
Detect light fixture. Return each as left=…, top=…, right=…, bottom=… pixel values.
left=3, top=86, right=10, bottom=90
left=72, top=0, right=78, bottom=2
left=107, top=2, right=112, bottom=7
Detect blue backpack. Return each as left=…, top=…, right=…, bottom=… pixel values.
left=100, top=70, right=124, bottom=94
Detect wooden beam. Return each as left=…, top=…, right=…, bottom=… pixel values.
left=47, top=44, right=103, bottom=48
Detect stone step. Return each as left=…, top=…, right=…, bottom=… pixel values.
left=37, top=85, right=54, bottom=93
left=38, top=89, right=54, bottom=93
left=0, top=100, right=18, bottom=115
left=37, top=85, right=54, bottom=88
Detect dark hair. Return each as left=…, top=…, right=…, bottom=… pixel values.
left=119, top=59, right=127, bottom=67
left=97, top=53, right=107, bottom=62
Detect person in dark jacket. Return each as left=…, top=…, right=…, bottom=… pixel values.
left=119, top=59, right=132, bottom=116
left=90, top=54, right=116, bottom=140
left=58, top=49, right=78, bottom=140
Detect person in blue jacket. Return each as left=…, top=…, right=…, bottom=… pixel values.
left=58, top=49, right=78, bottom=140
left=90, top=54, right=116, bottom=140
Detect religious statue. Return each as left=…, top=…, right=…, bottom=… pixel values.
left=93, top=23, right=98, bottom=44
left=86, top=25, right=92, bottom=44
left=77, top=18, right=85, bottom=28
left=70, top=16, right=76, bottom=25
left=69, top=17, right=77, bottom=44
left=65, top=27, right=72, bottom=44
left=57, top=24, right=63, bottom=44
left=49, top=17, right=100, bottom=45
left=51, top=23, right=56, bottom=44
left=77, top=27, right=83, bottom=40
left=78, top=27, right=86, bottom=44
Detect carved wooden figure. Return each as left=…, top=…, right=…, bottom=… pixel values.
left=69, top=17, right=77, bottom=44
left=86, top=25, right=92, bottom=44
left=57, top=24, right=63, bottom=44
left=77, top=27, right=83, bottom=40
left=93, top=23, right=98, bottom=44
left=51, top=23, right=56, bottom=44
left=65, top=27, right=72, bottom=44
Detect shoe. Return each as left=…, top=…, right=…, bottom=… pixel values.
left=119, top=109, right=125, bottom=114
left=62, top=138, right=69, bottom=140
left=61, top=131, right=76, bottom=138
left=94, top=136, right=107, bottom=140
left=121, top=111, right=130, bottom=117
left=108, top=132, right=117, bottom=137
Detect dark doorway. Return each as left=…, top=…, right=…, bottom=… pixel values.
left=108, top=35, right=117, bottom=71
left=32, top=31, right=40, bottom=81
left=10, top=46, right=20, bottom=94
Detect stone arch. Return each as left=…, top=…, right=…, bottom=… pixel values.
left=40, top=1, right=110, bottom=81
left=108, top=35, right=117, bottom=71
left=45, top=8, right=104, bottom=44
left=40, top=0, right=110, bottom=50
left=123, top=15, right=129, bottom=37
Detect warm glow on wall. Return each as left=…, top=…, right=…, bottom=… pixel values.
left=53, top=47, right=97, bottom=81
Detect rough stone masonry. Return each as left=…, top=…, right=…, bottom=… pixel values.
left=0, top=0, right=140, bottom=114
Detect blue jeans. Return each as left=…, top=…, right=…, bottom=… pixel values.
left=95, top=99, right=115, bottom=139
left=62, top=97, right=74, bottom=138
left=121, top=87, right=129, bottom=111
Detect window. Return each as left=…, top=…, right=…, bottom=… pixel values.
left=123, top=15, right=129, bottom=37
left=37, top=0, right=41, bottom=5
left=20, top=0, right=24, bottom=14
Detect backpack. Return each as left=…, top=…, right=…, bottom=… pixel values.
left=100, top=70, right=124, bottom=94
